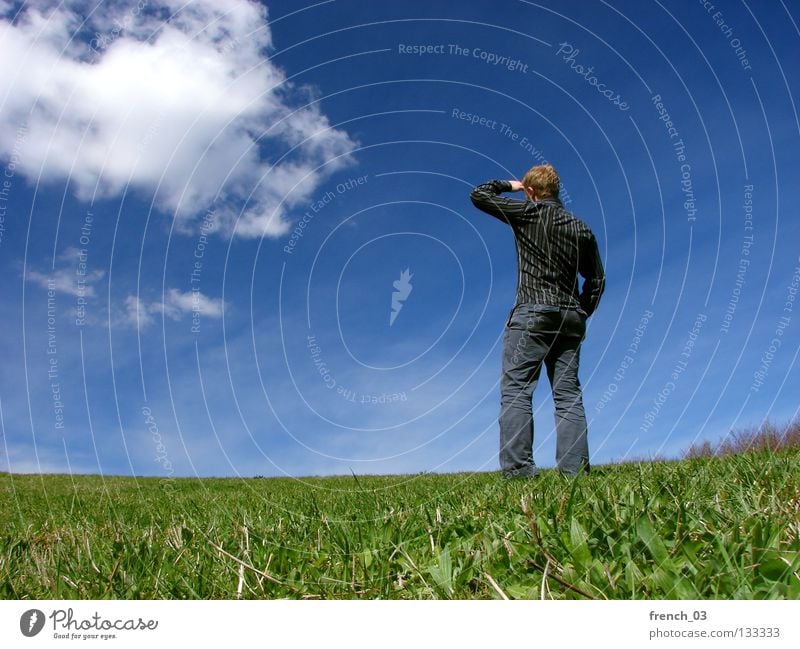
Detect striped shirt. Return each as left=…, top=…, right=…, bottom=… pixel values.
left=470, top=179, right=605, bottom=317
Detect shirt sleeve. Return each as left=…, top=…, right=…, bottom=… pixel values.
left=578, top=231, right=605, bottom=317
left=469, top=180, right=529, bottom=225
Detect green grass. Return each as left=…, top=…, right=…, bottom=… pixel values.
left=1, top=449, right=798, bottom=599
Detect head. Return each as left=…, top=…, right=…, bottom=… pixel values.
left=521, top=164, right=560, bottom=201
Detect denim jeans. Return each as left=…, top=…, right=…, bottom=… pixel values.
left=499, top=304, right=590, bottom=477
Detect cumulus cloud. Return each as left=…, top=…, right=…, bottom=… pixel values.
left=155, top=287, right=225, bottom=319
left=24, top=247, right=223, bottom=329
left=25, top=246, right=106, bottom=297
left=0, top=0, right=357, bottom=238
left=122, top=294, right=155, bottom=329
left=121, top=288, right=225, bottom=329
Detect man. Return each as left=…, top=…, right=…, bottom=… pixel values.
left=470, top=164, right=605, bottom=478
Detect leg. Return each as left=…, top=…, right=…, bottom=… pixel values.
left=546, top=325, right=590, bottom=475
left=499, top=324, right=548, bottom=477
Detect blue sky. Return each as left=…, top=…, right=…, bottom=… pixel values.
left=1, top=0, right=798, bottom=477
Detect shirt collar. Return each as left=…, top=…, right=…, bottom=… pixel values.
left=536, top=196, right=563, bottom=206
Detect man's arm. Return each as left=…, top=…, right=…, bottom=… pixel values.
left=578, top=232, right=605, bottom=317
left=469, top=179, right=528, bottom=224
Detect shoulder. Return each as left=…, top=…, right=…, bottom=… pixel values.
left=574, top=216, right=595, bottom=235
left=560, top=208, right=595, bottom=236
left=555, top=207, right=599, bottom=243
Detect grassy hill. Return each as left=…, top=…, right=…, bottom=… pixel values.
left=1, top=447, right=798, bottom=599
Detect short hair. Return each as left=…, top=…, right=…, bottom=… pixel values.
left=522, top=164, right=560, bottom=198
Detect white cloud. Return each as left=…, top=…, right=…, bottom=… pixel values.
left=120, top=288, right=225, bottom=329
left=156, top=287, right=225, bottom=319
left=25, top=246, right=106, bottom=297
left=24, top=247, right=224, bottom=329
left=122, top=294, right=154, bottom=329
left=0, top=1, right=357, bottom=238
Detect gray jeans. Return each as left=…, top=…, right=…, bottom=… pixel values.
left=499, top=304, right=590, bottom=477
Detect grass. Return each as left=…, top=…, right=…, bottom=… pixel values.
left=1, top=441, right=798, bottom=599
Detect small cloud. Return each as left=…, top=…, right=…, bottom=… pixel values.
left=122, top=295, right=154, bottom=329
left=25, top=247, right=105, bottom=297
left=119, top=289, right=225, bottom=329
left=156, top=288, right=225, bottom=320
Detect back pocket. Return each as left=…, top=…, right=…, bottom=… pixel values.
left=507, top=304, right=560, bottom=329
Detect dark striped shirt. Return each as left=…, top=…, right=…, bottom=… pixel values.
left=470, top=179, right=605, bottom=316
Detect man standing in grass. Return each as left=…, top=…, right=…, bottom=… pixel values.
left=470, top=164, right=605, bottom=478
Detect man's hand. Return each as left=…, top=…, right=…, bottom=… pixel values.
left=508, top=180, right=524, bottom=192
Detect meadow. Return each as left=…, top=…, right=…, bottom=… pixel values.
left=1, top=431, right=798, bottom=599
